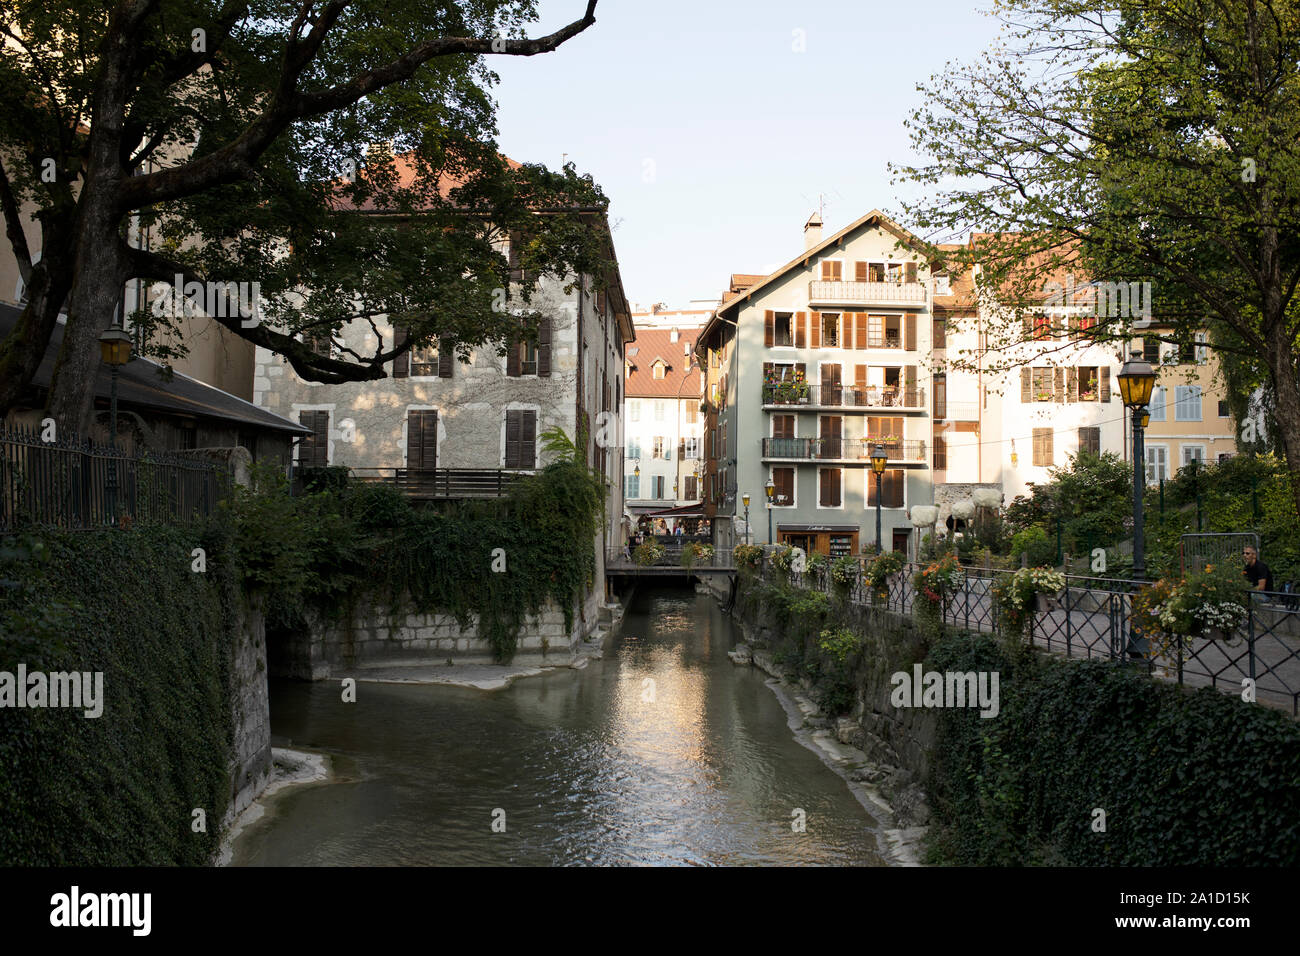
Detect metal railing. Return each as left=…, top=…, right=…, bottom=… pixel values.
left=761, top=381, right=925, bottom=410
left=0, top=426, right=217, bottom=531
left=808, top=279, right=927, bottom=306
left=761, top=437, right=927, bottom=463
left=754, top=555, right=1300, bottom=715
left=349, top=467, right=526, bottom=498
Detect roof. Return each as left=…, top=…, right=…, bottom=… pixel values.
left=329, top=151, right=524, bottom=213
left=624, top=327, right=703, bottom=399
left=0, top=305, right=311, bottom=436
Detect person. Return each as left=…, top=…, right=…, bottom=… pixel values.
left=674, top=524, right=684, bottom=537
left=1243, top=545, right=1274, bottom=593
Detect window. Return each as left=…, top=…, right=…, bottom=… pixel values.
left=627, top=438, right=641, bottom=459
left=1174, top=385, right=1203, bottom=421
left=503, top=410, right=537, bottom=469
left=1142, top=338, right=1161, bottom=365
left=685, top=403, right=699, bottom=424
left=772, top=468, right=795, bottom=507
left=933, top=275, right=951, bottom=295
left=1032, top=427, right=1053, bottom=467
left=298, top=410, right=329, bottom=467
left=933, top=373, right=947, bottom=419
left=821, top=260, right=842, bottom=281
left=506, top=338, right=540, bottom=377
left=1181, top=444, right=1206, bottom=467
left=774, top=312, right=793, bottom=347
left=1076, top=366, right=1100, bottom=401
left=1032, top=367, right=1054, bottom=401
left=653, top=400, right=666, bottom=421
left=684, top=475, right=698, bottom=500
left=1148, top=386, right=1167, bottom=421
left=653, top=475, right=666, bottom=499
left=1145, top=445, right=1169, bottom=484
left=684, top=437, right=700, bottom=459
left=1031, top=314, right=1052, bottom=340
left=1071, top=313, right=1097, bottom=340
left=410, top=342, right=438, bottom=376
left=1178, top=340, right=1197, bottom=364
left=1078, top=426, right=1100, bottom=456
left=625, top=474, right=640, bottom=499
left=933, top=318, right=947, bottom=349
left=822, top=312, right=840, bottom=347
left=818, top=468, right=843, bottom=507
left=652, top=360, right=666, bottom=380
left=720, top=422, right=727, bottom=457
left=653, top=436, right=665, bottom=459
left=933, top=434, right=947, bottom=470
left=628, top=399, right=640, bottom=422
left=407, top=410, right=438, bottom=472
left=1218, top=399, right=1230, bottom=418
left=866, top=416, right=904, bottom=444
left=867, top=469, right=904, bottom=508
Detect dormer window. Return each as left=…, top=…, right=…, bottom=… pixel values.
left=652, top=359, right=667, bottom=380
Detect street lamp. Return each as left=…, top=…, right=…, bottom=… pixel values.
left=870, top=443, right=888, bottom=552
left=98, top=322, right=132, bottom=526
left=1117, top=352, right=1156, bottom=585
left=765, top=479, right=775, bottom=545
left=742, top=493, right=751, bottom=545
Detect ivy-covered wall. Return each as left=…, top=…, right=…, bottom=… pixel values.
left=0, top=526, right=239, bottom=865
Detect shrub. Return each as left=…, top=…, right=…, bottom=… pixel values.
left=733, top=544, right=763, bottom=570
left=1009, top=525, right=1056, bottom=568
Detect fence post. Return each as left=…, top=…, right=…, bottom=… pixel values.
left=1065, top=584, right=1073, bottom=657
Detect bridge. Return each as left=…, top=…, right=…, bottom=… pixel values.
left=604, top=552, right=737, bottom=578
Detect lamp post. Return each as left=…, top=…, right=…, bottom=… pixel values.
left=765, top=479, right=775, bottom=545
left=742, top=493, right=751, bottom=545
left=98, top=322, right=132, bottom=526
left=1117, top=352, right=1157, bottom=584
left=870, top=443, right=888, bottom=552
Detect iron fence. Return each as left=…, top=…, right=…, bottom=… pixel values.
left=753, top=553, right=1300, bottom=715
left=0, top=426, right=217, bottom=531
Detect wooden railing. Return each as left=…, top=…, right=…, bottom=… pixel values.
left=349, top=467, right=527, bottom=498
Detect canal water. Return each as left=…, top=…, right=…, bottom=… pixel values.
left=232, top=584, right=884, bottom=866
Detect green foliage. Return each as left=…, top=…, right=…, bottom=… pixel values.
left=0, top=526, right=236, bottom=864
left=925, top=635, right=1300, bottom=866
left=817, top=626, right=862, bottom=665
left=1008, top=525, right=1056, bottom=568
left=733, top=544, right=763, bottom=570
left=865, top=550, right=905, bottom=591
left=633, top=540, right=665, bottom=567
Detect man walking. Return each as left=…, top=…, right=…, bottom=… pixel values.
left=1244, top=545, right=1274, bottom=593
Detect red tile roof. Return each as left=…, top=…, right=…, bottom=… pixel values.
left=625, top=327, right=704, bottom=398
left=329, top=151, right=524, bottom=212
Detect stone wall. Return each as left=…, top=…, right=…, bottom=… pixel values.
left=226, top=600, right=272, bottom=826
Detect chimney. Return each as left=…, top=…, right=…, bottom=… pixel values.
left=804, top=211, right=823, bottom=251
left=670, top=327, right=679, bottom=343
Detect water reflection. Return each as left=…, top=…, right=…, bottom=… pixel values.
left=233, top=585, right=882, bottom=866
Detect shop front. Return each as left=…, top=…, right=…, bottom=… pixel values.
left=776, top=524, right=860, bottom=558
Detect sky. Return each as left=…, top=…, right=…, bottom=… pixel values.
left=490, top=0, right=1006, bottom=311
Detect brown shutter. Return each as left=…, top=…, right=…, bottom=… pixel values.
left=1054, top=367, right=1064, bottom=401
left=1045, top=429, right=1054, bottom=465
left=506, top=340, right=521, bottom=377
left=795, top=311, right=807, bottom=349
left=795, top=362, right=806, bottom=380
left=1100, top=366, right=1112, bottom=402
left=1021, top=367, right=1032, bottom=403
left=298, top=411, right=329, bottom=467
left=819, top=468, right=830, bottom=506
left=810, top=311, right=821, bottom=348
left=904, top=314, right=917, bottom=351
left=855, top=261, right=868, bottom=283
left=505, top=410, right=521, bottom=467
left=904, top=365, right=918, bottom=407
left=905, top=262, right=917, bottom=284
left=537, top=317, right=552, bottom=377
left=1023, top=316, right=1033, bottom=339
left=408, top=410, right=437, bottom=471
left=438, top=339, right=453, bottom=378
left=678, top=438, right=685, bottom=459
left=521, top=410, right=537, bottom=468
left=1066, top=367, right=1078, bottom=403
left=841, top=313, right=852, bottom=349
left=393, top=325, right=409, bottom=378
left=887, top=470, right=903, bottom=508
left=820, top=261, right=833, bottom=281
left=764, top=310, right=775, bottom=348
left=856, top=313, right=868, bottom=350
left=854, top=364, right=867, bottom=405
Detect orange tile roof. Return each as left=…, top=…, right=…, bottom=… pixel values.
left=329, top=151, right=524, bottom=212
left=625, top=327, right=704, bottom=398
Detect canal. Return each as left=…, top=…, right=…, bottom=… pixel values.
left=231, top=583, right=885, bottom=866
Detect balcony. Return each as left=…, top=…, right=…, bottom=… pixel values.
left=761, top=437, right=928, bottom=464
left=761, top=381, right=926, bottom=411
left=808, top=280, right=927, bottom=308
left=349, top=467, right=526, bottom=498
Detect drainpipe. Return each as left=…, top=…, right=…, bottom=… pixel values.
left=575, top=273, right=588, bottom=622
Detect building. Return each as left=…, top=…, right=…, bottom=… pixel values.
left=253, top=155, right=634, bottom=610
left=698, top=210, right=992, bottom=558
left=623, top=324, right=704, bottom=518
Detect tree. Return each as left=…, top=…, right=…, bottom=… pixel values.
left=0, top=0, right=605, bottom=435
left=895, top=0, right=1300, bottom=517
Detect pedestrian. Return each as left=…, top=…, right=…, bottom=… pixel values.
left=1243, top=545, right=1274, bottom=593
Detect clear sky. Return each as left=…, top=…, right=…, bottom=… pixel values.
left=490, top=0, right=1005, bottom=311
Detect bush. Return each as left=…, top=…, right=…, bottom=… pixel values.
left=1009, top=525, right=1056, bottom=568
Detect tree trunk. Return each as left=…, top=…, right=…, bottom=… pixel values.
left=1265, top=323, right=1300, bottom=521
left=0, top=252, right=73, bottom=417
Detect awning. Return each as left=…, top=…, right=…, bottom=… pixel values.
left=777, top=524, right=859, bottom=533
left=643, top=501, right=707, bottom=518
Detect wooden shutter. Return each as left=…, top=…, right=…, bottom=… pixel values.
left=506, top=340, right=521, bottom=377
left=1100, top=366, right=1111, bottom=402
left=904, top=366, right=918, bottom=407
left=886, top=470, right=903, bottom=508
left=298, top=411, right=329, bottom=467
left=520, top=410, right=537, bottom=468
left=537, top=317, right=552, bottom=377
left=764, top=310, right=775, bottom=348
left=841, top=313, right=852, bottom=349
left=855, top=313, right=868, bottom=350
left=855, top=261, right=868, bottom=282
left=438, top=339, right=453, bottom=378
left=904, top=314, right=917, bottom=351
left=905, top=262, right=918, bottom=284
left=819, top=468, right=831, bottom=506
left=1066, top=367, right=1078, bottom=403
left=505, top=411, right=521, bottom=467
left=773, top=414, right=794, bottom=439
left=393, top=325, right=409, bottom=378
left=795, top=311, right=807, bottom=349
left=1022, top=316, right=1033, bottom=340
left=1054, top=367, right=1064, bottom=401
left=1021, top=367, right=1032, bottom=403
left=854, top=364, right=867, bottom=406
left=678, top=438, right=685, bottom=459
left=810, top=311, right=821, bottom=348
left=408, top=410, right=438, bottom=472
